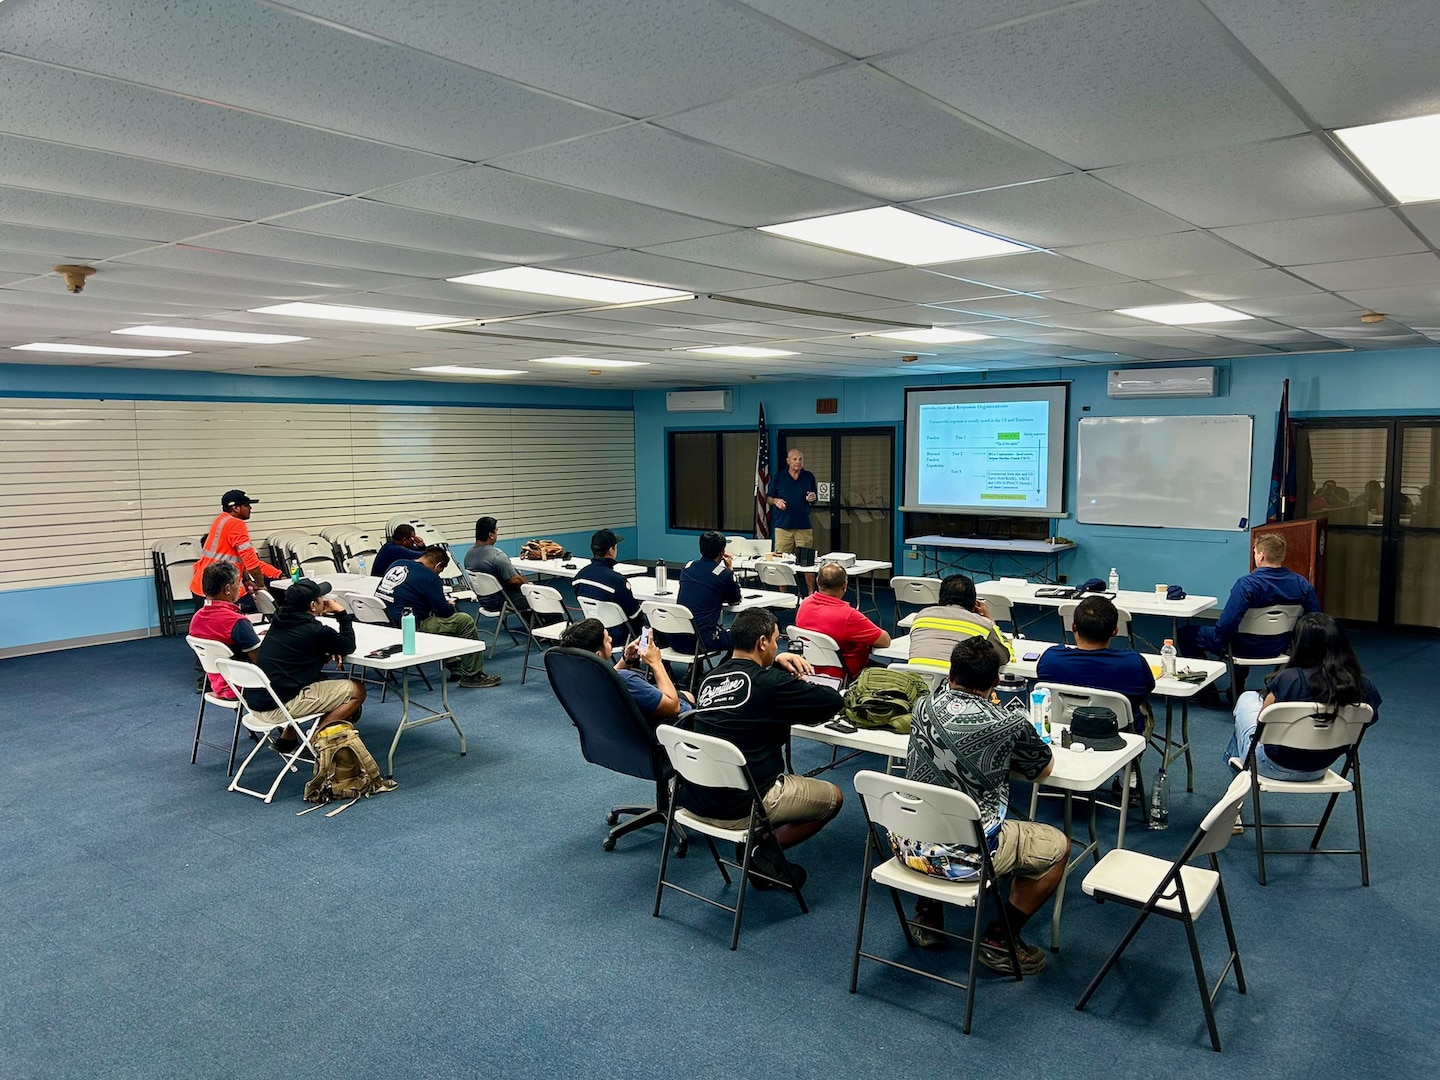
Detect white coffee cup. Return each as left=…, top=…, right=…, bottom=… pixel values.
left=1155, top=583, right=1168, bottom=598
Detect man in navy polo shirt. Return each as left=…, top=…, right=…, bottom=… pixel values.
left=573, top=528, right=643, bottom=645
left=376, top=545, right=499, bottom=689
left=672, top=530, right=741, bottom=656
left=1035, top=595, right=1154, bottom=732
left=766, top=447, right=819, bottom=592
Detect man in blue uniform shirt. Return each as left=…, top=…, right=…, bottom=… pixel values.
left=766, top=447, right=819, bottom=591
left=1179, top=532, right=1319, bottom=698
left=376, top=545, right=500, bottom=688
left=672, top=530, right=741, bottom=656
left=1036, top=595, right=1154, bottom=732
left=573, top=528, right=643, bottom=645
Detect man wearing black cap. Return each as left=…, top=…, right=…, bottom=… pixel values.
left=245, top=579, right=365, bottom=734
left=572, top=528, right=643, bottom=644
left=189, top=489, right=282, bottom=610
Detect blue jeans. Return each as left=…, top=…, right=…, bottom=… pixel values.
left=1224, top=692, right=1328, bottom=782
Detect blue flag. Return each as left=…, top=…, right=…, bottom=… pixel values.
left=1266, top=379, right=1295, bottom=522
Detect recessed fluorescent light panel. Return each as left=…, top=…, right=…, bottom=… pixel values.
left=871, top=327, right=992, bottom=344
left=1115, top=303, right=1252, bottom=325
left=113, top=325, right=309, bottom=344
left=11, top=342, right=190, bottom=357
left=686, top=345, right=797, bottom=358
left=411, top=365, right=523, bottom=377
left=448, top=267, right=691, bottom=304
left=530, top=356, right=649, bottom=368
left=249, top=302, right=455, bottom=326
left=760, top=206, right=1029, bottom=265
left=1335, top=113, right=1440, bottom=204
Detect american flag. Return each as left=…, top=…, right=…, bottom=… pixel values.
left=753, top=403, right=770, bottom=539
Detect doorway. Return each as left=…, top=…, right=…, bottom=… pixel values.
left=777, top=428, right=895, bottom=568
left=1295, top=417, right=1440, bottom=629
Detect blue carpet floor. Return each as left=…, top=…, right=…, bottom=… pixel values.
left=3, top=614, right=1435, bottom=1078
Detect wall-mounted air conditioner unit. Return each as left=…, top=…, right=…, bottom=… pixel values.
left=1107, top=367, right=1217, bottom=399
left=666, top=390, right=733, bottom=413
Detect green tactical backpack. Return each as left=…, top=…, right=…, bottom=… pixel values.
left=304, top=721, right=398, bottom=804
left=841, top=667, right=931, bottom=734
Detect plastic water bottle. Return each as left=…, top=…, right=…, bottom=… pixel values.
left=1030, top=689, right=1051, bottom=744
left=1148, top=767, right=1169, bottom=830
left=1161, top=638, right=1177, bottom=678
left=357, top=555, right=367, bottom=575
left=1108, top=566, right=1119, bottom=593
left=654, top=560, right=668, bottom=594
left=401, top=606, right=416, bottom=655
left=290, top=563, right=301, bottom=583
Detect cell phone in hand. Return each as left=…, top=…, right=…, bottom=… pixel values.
left=637, top=627, right=651, bottom=651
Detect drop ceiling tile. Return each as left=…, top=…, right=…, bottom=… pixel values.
left=1400, top=204, right=1440, bottom=251
left=0, top=223, right=151, bottom=261
left=1167, top=269, right=1324, bottom=302
left=1059, top=232, right=1267, bottom=279
left=816, top=268, right=1012, bottom=305
left=1291, top=253, right=1440, bottom=293
left=1212, top=208, right=1428, bottom=266
left=1043, top=282, right=1194, bottom=309
left=0, top=135, right=335, bottom=221
left=1330, top=284, right=1440, bottom=317
left=489, top=125, right=872, bottom=228
left=119, top=246, right=427, bottom=293
left=742, top=0, right=1069, bottom=57
left=874, top=0, right=1304, bottom=168
left=1205, top=0, right=1440, bottom=127
left=932, top=252, right=1130, bottom=292
left=200, top=224, right=483, bottom=279
left=917, top=173, right=1188, bottom=248
left=1228, top=294, right=1365, bottom=320
left=658, top=66, right=1066, bottom=202
left=272, top=200, right=614, bottom=264
left=0, top=56, right=455, bottom=194
left=0, top=187, right=236, bottom=243
left=640, top=229, right=886, bottom=280
left=277, top=0, right=841, bottom=117
left=547, top=250, right=784, bottom=293
left=374, top=165, right=726, bottom=248
left=928, top=295, right=1087, bottom=320
left=1, top=0, right=618, bottom=161
left=1093, top=136, right=1380, bottom=228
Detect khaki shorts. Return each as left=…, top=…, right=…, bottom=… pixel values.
left=696, top=773, right=840, bottom=831
left=772, top=528, right=814, bottom=554
left=991, top=820, right=1069, bottom=879
left=249, top=679, right=357, bottom=727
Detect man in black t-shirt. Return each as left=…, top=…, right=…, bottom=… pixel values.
left=682, top=608, right=844, bottom=888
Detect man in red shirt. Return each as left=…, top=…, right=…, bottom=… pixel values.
left=189, top=489, right=282, bottom=610
left=793, top=562, right=890, bottom=680
left=187, top=562, right=261, bottom=699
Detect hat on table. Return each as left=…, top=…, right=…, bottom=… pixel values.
left=1070, top=706, right=1126, bottom=751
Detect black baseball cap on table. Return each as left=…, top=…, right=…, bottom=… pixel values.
left=222, top=489, right=259, bottom=509
left=590, top=528, right=623, bottom=554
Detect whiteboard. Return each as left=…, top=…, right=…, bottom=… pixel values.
left=1076, top=415, right=1252, bottom=530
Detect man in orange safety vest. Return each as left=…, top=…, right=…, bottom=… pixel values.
left=188, top=489, right=282, bottom=611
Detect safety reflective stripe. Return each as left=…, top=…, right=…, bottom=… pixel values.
left=908, top=656, right=949, bottom=669
left=911, top=615, right=1016, bottom=661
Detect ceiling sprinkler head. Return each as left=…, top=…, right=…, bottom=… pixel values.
left=53, top=264, right=97, bottom=293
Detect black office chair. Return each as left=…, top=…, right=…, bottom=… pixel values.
left=544, top=647, right=685, bottom=854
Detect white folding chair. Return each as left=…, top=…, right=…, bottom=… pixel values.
left=1032, top=681, right=1149, bottom=815
left=344, top=592, right=434, bottom=697
left=886, top=662, right=946, bottom=694
left=1228, top=700, right=1373, bottom=886
left=1058, top=601, right=1133, bottom=647
left=577, top=596, right=635, bottom=645
left=215, top=659, right=326, bottom=803
left=849, top=770, right=1023, bottom=1035
left=786, top=625, right=846, bottom=682
left=250, top=588, right=277, bottom=622
left=1076, top=773, right=1253, bottom=1053
left=755, top=561, right=799, bottom=593
left=642, top=601, right=725, bottom=693
left=186, top=635, right=245, bottom=775
left=520, top=583, right=571, bottom=684
left=891, top=575, right=941, bottom=630
left=973, top=589, right=1016, bottom=634
left=291, top=538, right=339, bottom=577
left=152, top=536, right=202, bottom=636
left=456, top=565, right=524, bottom=651
left=653, top=725, right=809, bottom=951
left=1226, top=605, right=1303, bottom=703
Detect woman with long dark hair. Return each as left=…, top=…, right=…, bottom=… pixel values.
left=1224, top=611, right=1381, bottom=782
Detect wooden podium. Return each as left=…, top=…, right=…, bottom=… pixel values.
left=1251, top=518, right=1326, bottom=606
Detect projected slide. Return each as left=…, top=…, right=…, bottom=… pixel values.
left=917, top=400, right=1050, bottom=509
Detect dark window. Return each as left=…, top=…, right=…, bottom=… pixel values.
left=668, top=429, right=757, bottom=532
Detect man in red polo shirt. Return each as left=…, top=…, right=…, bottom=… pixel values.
left=793, top=562, right=890, bottom=681
left=188, top=562, right=261, bottom=699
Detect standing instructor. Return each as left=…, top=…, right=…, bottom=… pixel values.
left=767, top=448, right=819, bottom=592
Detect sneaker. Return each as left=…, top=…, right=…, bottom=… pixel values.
left=459, top=673, right=502, bottom=688
left=447, top=667, right=462, bottom=683
left=910, top=901, right=948, bottom=951
left=740, top=841, right=803, bottom=892
left=978, top=936, right=1047, bottom=975
left=1233, top=813, right=1245, bottom=836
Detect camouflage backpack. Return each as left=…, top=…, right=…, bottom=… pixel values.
left=841, top=667, right=931, bottom=734
left=304, top=721, right=398, bottom=803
